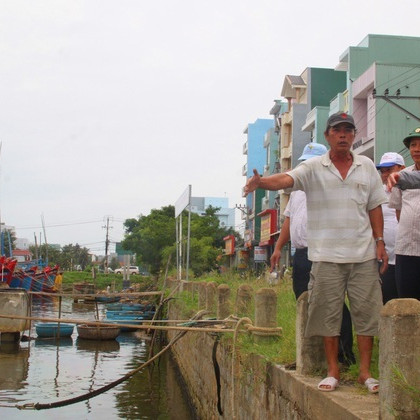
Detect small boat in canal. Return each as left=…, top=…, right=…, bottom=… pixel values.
left=35, top=323, right=75, bottom=338
left=77, top=324, right=121, bottom=340
left=94, top=295, right=121, bottom=304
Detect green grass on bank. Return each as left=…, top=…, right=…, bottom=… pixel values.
left=165, top=269, right=380, bottom=385
left=60, top=271, right=157, bottom=294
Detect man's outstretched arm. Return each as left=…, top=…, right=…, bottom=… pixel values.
left=244, top=169, right=294, bottom=196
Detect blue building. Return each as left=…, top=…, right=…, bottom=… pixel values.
left=242, top=118, right=274, bottom=247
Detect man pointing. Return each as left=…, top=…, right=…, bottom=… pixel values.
left=245, top=112, right=387, bottom=393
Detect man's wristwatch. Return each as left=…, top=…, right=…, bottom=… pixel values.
left=375, top=237, right=385, bottom=244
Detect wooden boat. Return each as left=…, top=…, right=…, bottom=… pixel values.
left=77, top=324, right=120, bottom=341
left=94, top=295, right=121, bottom=304
left=35, top=323, right=75, bottom=338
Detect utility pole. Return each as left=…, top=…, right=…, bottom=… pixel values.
left=103, top=216, right=112, bottom=274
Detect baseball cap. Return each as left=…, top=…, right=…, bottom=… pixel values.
left=403, top=127, right=420, bottom=148
left=326, top=112, right=355, bottom=130
left=376, top=152, right=405, bottom=169
left=298, top=142, right=328, bottom=161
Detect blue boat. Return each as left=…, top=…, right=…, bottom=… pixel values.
left=95, top=295, right=121, bottom=304
left=121, top=303, right=155, bottom=311
left=35, top=323, right=75, bottom=338
left=105, top=303, right=123, bottom=311
left=106, top=310, right=146, bottom=318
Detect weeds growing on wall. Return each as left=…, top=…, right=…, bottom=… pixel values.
left=391, top=364, right=420, bottom=408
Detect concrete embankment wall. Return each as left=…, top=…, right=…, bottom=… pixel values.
left=168, top=302, right=379, bottom=420
left=166, top=280, right=420, bottom=419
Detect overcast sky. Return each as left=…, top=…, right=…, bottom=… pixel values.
left=1, top=0, right=419, bottom=254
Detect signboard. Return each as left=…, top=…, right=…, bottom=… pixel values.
left=223, top=235, right=235, bottom=256
left=254, top=246, right=267, bottom=262
left=258, top=209, right=277, bottom=246
left=244, top=229, right=253, bottom=248
left=236, top=249, right=249, bottom=269
left=260, top=215, right=271, bottom=244
left=175, top=185, right=191, bottom=217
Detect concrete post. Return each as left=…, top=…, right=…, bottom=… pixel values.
left=181, top=280, right=192, bottom=294
left=236, top=284, right=253, bottom=317
left=198, top=282, right=207, bottom=309
left=253, top=288, right=278, bottom=343
left=379, top=298, right=420, bottom=420
left=296, top=291, right=326, bottom=375
left=206, top=282, right=217, bottom=313
left=217, top=284, right=231, bottom=320
left=192, top=281, right=200, bottom=294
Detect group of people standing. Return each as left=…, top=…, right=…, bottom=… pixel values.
left=244, top=113, right=420, bottom=394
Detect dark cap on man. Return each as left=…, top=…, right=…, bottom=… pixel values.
left=326, top=112, right=355, bottom=130
left=403, top=127, right=420, bottom=148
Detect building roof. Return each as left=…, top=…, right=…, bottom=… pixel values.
left=281, top=74, right=307, bottom=98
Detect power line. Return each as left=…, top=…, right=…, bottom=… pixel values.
left=16, top=219, right=104, bottom=230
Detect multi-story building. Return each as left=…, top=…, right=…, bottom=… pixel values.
left=242, top=118, right=274, bottom=253
left=190, top=196, right=235, bottom=229
left=304, top=34, right=420, bottom=164
left=242, top=34, right=420, bottom=270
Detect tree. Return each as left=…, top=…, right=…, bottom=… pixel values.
left=60, top=244, right=90, bottom=270
left=122, top=205, right=240, bottom=277
left=122, top=206, right=176, bottom=275
left=27, top=243, right=90, bottom=270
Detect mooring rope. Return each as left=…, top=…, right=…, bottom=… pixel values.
left=15, top=309, right=210, bottom=411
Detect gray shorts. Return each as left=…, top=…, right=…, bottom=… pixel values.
left=305, top=259, right=383, bottom=337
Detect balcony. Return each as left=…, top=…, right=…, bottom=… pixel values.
left=330, top=91, right=349, bottom=114
left=242, top=162, right=248, bottom=176
left=243, top=142, right=248, bottom=155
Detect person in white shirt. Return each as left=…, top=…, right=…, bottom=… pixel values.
left=245, top=112, right=387, bottom=393
left=270, top=142, right=355, bottom=366
left=389, top=128, right=420, bottom=300
left=375, top=152, right=405, bottom=303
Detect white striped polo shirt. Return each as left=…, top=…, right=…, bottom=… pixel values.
left=288, top=151, right=387, bottom=263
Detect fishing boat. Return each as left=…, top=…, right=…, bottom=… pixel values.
left=0, top=257, right=58, bottom=292
left=35, top=323, right=75, bottom=338
left=77, top=324, right=120, bottom=340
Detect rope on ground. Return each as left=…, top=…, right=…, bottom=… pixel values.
left=15, top=309, right=210, bottom=411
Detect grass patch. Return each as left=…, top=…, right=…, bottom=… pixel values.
left=60, top=271, right=158, bottom=294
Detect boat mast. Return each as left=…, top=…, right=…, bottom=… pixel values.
left=41, top=214, right=48, bottom=265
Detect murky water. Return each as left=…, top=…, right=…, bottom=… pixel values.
left=0, top=296, right=195, bottom=419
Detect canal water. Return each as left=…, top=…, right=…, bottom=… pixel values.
left=0, top=296, right=196, bottom=419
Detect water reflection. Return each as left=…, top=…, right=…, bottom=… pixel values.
left=0, top=297, right=196, bottom=419
left=0, top=343, right=29, bottom=391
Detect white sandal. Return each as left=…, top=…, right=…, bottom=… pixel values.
left=318, top=376, right=339, bottom=392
